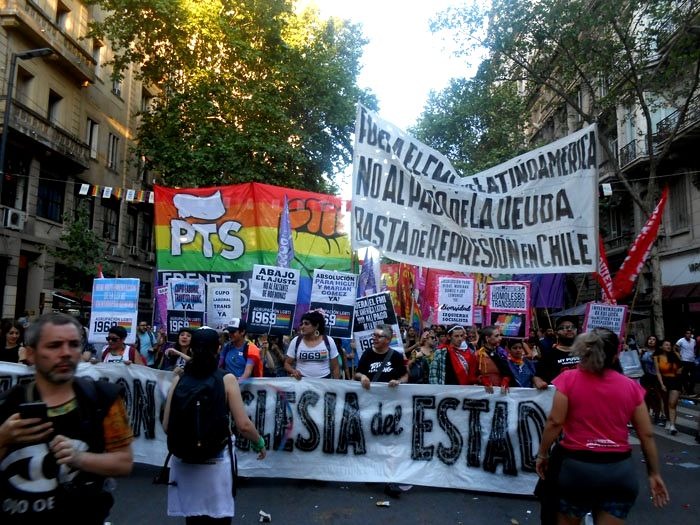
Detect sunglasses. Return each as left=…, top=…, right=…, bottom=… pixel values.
left=373, top=333, right=388, bottom=339
left=106, top=337, right=120, bottom=342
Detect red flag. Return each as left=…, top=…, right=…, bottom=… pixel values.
left=595, top=236, right=616, bottom=304
left=97, top=264, right=104, bottom=278
left=611, top=187, right=668, bottom=300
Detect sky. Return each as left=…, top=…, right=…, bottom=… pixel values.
left=301, top=1, right=480, bottom=197
left=307, top=0, right=476, bottom=130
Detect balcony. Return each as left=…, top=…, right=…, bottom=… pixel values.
left=0, top=0, right=95, bottom=83
left=655, top=93, right=700, bottom=142
left=10, top=100, right=90, bottom=169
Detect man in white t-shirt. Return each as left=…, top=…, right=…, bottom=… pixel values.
left=675, top=329, right=697, bottom=397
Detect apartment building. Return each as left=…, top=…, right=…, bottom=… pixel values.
left=527, top=72, right=700, bottom=338
left=0, top=0, right=156, bottom=320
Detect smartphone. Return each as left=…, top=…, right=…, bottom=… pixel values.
left=18, top=402, right=48, bottom=421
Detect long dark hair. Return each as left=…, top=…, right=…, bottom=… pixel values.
left=185, top=329, right=220, bottom=378
left=654, top=339, right=682, bottom=366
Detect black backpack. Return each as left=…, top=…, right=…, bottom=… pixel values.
left=408, top=356, right=429, bottom=384
left=167, top=369, right=230, bottom=463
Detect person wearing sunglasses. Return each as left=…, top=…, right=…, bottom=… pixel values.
left=533, top=316, right=580, bottom=390
left=99, top=326, right=145, bottom=365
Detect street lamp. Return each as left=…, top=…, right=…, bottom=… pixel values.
left=0, top=47, right=54, bottom=203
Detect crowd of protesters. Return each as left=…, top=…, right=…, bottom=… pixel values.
left=2, top=310, right=698, bottom=523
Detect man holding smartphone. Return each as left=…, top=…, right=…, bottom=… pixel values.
left=0, top=312, right=134, bottom=524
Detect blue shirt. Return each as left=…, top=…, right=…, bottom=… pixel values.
left=220, top=341, right=250, bottom=377
left=507, top=358, right=537, bottom=387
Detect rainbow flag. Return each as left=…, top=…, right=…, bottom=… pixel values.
left=154, top=183, right=351, bottom=274
left=334, top=313, right=351, bottom=329
left=275, top=312, right=292, bottom=326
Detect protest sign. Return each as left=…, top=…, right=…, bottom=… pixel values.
left=309, top=270, right=358, bottom=338
left=486, top=282, right=531, bottom=338
left=0, top=363, right=554, bottom=496
left=352, top=104, right=598, bottom=273
left=247, top=264, right=300, bottom=335
left=437, top=277, right=475, bottom=326
left=164, top=278, right=206, bottom=339
left=88, top=278, right=140, bottom=344
left=352, top=292, right=402, bottom=358
left=582, top=302, right=628, bottom=340
left=206, top=282, right=242, bottom=331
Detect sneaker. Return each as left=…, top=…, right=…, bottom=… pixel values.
left=657, top=417, right=667, bottom=427
left=669, top=426, right=678, bottom=436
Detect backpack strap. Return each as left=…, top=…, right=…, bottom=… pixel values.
left=292, top=336, right=301, bottom=361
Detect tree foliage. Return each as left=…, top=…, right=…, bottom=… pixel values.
left=433, top=0, right=700, bottom=336
left=411, top=60, right=528, bottom=176
left=88, top=0, right=376, bottom=193
left=51, top=207, right=111, bottom=304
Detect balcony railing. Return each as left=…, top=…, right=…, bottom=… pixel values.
left=0, top=0, right=95, bottom=83
left=10, top=100, right=90, bottom=168
left=655, top=93, right=700, bottom=141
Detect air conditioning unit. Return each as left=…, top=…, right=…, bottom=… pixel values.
left=129, top=245, right=138, bottom=256
left=145, top=252, right=155, bottom=263
left=3, top=208, right=25, bottom=231
left=109, top=245, right=120, bottom=257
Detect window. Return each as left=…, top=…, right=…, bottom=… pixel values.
left=86, top=118, right=99, bottom=159
left=36, top=174, right=65, bottom=222
left=15, top=67, right=33, bottom=107
left=140, top=212, right=153, bottom=251
left=92, top=40, right=103, bottom=78
left=112, top=78, right=122, bottom=97
left=48, top=90, right=62, bottom=124
left=55, top=1, right=70, bottom=30
left=127, top=205, right=138, bottom=247
left=102, top=199, right=120, bottom=242
left=107, top=133, right=119, bottom=170
left=141, top=90, right=154, bottom=112
left=607, top=206, right=622, bottom=239
left=669, top=175, right=689, bottom=232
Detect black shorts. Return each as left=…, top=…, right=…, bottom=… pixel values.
left=558, top=450, right=638, bottom=518
left=661, top=375, right=682, bottom=392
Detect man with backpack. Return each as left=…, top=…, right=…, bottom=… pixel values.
left=219, top=319, right=262, bottom=380
left=134, top=320, right=160, bottom=368
left=164, top=327, right=266, bottom=524
left=0, top=313, right=134, bottom=524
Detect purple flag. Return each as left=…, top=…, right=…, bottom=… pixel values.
left=512, top=274, right=566, bottom=308
left=357, top=253, right=377, bottom=297
left=277, top=195, right=295, bottom=268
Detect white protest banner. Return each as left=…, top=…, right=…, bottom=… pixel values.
left=248, top=264, right=300, bottom=335
left=352, top=104, right=598, bottom=273
left=206, top=282, right=242, bottom=331
left=582, top=302, right=628, bottom=340
left=352, top=292, right=402, bottom=359
left=486, top=282, right=531, bottom=338
left=0, top=363, right=554, bottom=496
left=165, top=278, right=206, bottom=337
left=309, top=270, right=358, bottom=338
left=437, top=277, right=475, bottom=326
left=88, top=278, right=140, bottom=344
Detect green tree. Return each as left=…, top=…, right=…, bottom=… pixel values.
left=51, top=207, right=111, bottom=314
left=411, top=59, right=528, bottom=175
left=88, top=0, right=376, bottom=193
left=435, top=0, right=700, bottom=336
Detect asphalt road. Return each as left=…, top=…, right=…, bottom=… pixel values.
left=108, top=425, right=700, bottom=525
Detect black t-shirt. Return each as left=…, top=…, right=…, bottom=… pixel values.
left=535, top=346, right=580, bottom=383
left=357, top=349, right=407, bottom=382
left=0, top=345, right=21, bottom=363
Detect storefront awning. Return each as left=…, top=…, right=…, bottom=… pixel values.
left=662, top=283, right=700, bottom=300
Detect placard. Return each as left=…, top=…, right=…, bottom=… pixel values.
left=582, top=302, right=628, bottom=340
left=87, top=278, right=140, bottom=344
left=206, top=282, right=242, bottom=331
left=437, top=277, right=475, bottom=326
left=485, top=282, right=531, bottom=338
left=309, top=270, right=358, bottom=338
left=247, top=264, right=300, bottom=335
left=352, top=292, right=402, bottom=359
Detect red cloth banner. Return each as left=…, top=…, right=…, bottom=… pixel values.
left=596, top=236, right=616, bottom=304
left=611, top=187, right=668, bottom=301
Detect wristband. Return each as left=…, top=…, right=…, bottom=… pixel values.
left=251, top=436, right=265, bottom=453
